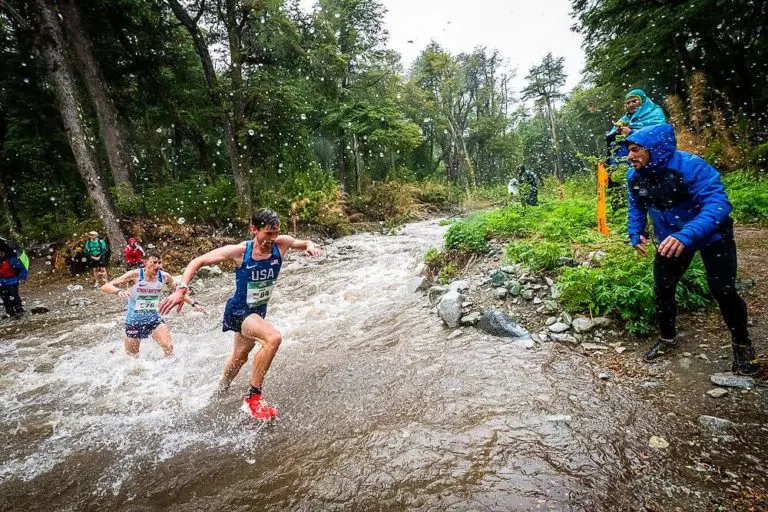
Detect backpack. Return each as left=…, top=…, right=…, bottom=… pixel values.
left=0, top=236, right=29, bottom=271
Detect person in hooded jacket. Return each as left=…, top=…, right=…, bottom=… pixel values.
left=0, top=245, right=27, bottom=318
left=605, top=89, right=668, bottom=208
left=123, top=237, right=145, bottom=269
left=623, top=123, right=760, bottom=376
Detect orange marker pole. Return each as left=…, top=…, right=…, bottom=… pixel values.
left=596, top=162, right=610, bottom=236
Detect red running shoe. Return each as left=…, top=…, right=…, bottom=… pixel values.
left=241, top=394, right=278, bottom=420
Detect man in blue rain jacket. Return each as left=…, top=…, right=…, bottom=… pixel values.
left=623, top=123, right=760, bottom=376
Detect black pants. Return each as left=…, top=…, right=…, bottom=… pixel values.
left=654, top=235, right=749, bottom=344
left=0, top=283, right=24, bottom=316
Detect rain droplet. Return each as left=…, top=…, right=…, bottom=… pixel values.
left=248, top=129, right=255, bottom=136
left=177, top=217, right=185, bottom=225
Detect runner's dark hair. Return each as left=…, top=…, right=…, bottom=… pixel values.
left=251, top=208, right=280, bottom=229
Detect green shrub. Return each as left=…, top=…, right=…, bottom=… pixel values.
left=424, top=248, right=440, bottom=265
left=557, top=243, right=710, bottom=335
left=112, top=183, right=144, bottom=217
left=505, top=240, right=571, bottom=272
left=143, top=175, right=238, bottom=225
left=722, top=171, right=768, bottom=224
left=444, top=218, right=488, bottom=252
left=438, top=263, right=458, bottom=284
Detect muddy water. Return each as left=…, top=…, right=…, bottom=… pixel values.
left=0, top=220, right=716, bottom=510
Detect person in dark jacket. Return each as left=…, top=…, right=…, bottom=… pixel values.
left=0, top=246, right=27, bottom=318
left=517, top=165, right=540, bottom=206
left=623, top=124, right=760, bottom=376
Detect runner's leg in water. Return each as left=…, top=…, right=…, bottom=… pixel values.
left=150, top=322, right=174, bottom=357
left=124, top=337, right=140, bottom=356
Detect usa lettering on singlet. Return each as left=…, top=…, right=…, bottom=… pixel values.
left=247, top=266, right=276, bottom=307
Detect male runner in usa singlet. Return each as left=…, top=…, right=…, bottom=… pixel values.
left=159, top=209, right=322, bottom=420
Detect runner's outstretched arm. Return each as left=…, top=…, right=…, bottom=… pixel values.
left=275, top=235, right=322, bottom=257
left=101, top=270, right=138, bottom=299
left=162, top=271, right=207, bottom=313
left=159, top=244, right=244, bottom=314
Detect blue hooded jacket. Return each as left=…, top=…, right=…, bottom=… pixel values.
left=608, top=89, right=668, bottom=136
left=0, top=255, right=27, bottom=287
left=624, top=124, right=733, bottom=251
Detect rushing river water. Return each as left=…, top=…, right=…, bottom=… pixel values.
left=1, top=220, right=750, bottom=511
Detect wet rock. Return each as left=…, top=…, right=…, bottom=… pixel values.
left=548, top=322, right=570, bottom=333
left=494, top=287, right=508, bottom=299
left=489, top=270, right=506, bottom=287
left=698, top=415, right=736, bottom=432
left=476, top=309, right=529, bottom=338
left=543, top=300, right=559, bottom=313
left=198, top=265, right=223, bottom=277
left=67, top=297, right=92, bottom=307
left=678, top=358, right=692, bottom=369
left=34, top=362, right=55, bottom=373
left=587, top=250, right=607, bottom=263
left=448, top=280, right=470, bottom=293
left=682, top=352, right=693, bottom=357
left=735, top=278, right=755, bottom=292
left=556, top=257, right=576, bottom=267
left=507, top=281, right=522, bottom=296
left=559, top=313, right=572, bottom=326
left=598, top=372, right=612, bottom=380
left=30, top=306, right=50, bottom=315
left=460, top=312, right=481, bottom=326
left=710, top=373, right=755, bottom=389
left=437, top=291, right=462, bottom=328
left=545, top=316, right=557, bottom=326
left=532, top=297, right=542, bottom=304
left=324, top=238, right=334, bottom=245
left=500, top=265, right=517, bottom=274
left=521, top=289, right=534, bottom=300
left=649, top=436, right=669, bottom=449
left=550, top=287, right=562, bottom=300
left=592, top=317, right=611, bottom=328
left=427, top=285, right=448, bottom=303
left=582, top=343, right=609, bottom=351
left=648, top=365, right=665, bottom=377
left=447, top=329, right=463, bottom=340
left=707, top=388, right=729, bottom=398
left=545, top=277, right=554, bottom=287
left=550, top=333, right=577, bottom=344
left=572, top=317, right=595, bottom=333
left=66, top=284, right=83, bottom=292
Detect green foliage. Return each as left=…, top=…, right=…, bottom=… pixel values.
left=143, top=176, right=238, bottom=225
left=112, top=183, right=143, bottom=217
left=438, top=263, right=458, bottom=284
left=444, top=218, right=488, bottom=253
left=558, top=243, right=710, bottom=335
left=506, top=240, right=570, bottom=272
left=423, top=248, right=440, bottom=265
left=723, top=171, right=768, bottom=224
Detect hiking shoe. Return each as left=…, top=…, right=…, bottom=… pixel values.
left=643, top=337, right=680, bottom=362
left=732, top=344, right=760, bottom=376
left=241, top=394, right=278, bottom=421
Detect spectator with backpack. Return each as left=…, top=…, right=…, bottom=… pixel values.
left=84, top=231, right=110, bottom=288
left=0, top=240, right=28, bottom=318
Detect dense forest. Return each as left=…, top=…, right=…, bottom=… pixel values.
left=1, top=0, right=766, bottom=251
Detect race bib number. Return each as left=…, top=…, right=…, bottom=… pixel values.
left=134, top=295, right=160, bottom=312
left=247, top=280, right=275, bottom=307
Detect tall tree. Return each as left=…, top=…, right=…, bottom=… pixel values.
left=30, top=0, right=126, bottom=251
left=521, top=53, right=566, bottom=182
left=166, top=0, right=252, bottom=214
left=58, top=0, right=137, bottom=194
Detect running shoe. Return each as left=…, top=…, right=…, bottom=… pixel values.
left=241, top=394, right=278, bottom=420
left=643, top=337, right=679, bottom=362
left=732, top=344, right=760, bottom=376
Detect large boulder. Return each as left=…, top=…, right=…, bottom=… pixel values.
left=437, top=291, right=462, bottom=328
left=476, top=309, right=529, bottom=338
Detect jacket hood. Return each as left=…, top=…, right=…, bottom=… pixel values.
left=624, top=124, right=677, bottom=170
